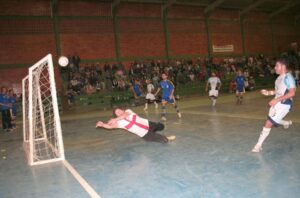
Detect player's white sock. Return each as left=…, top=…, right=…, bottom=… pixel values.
left=154, top=101, right=158, bottom=109
left=280, top=120, right=292, bottom=129
left=212, top=99, right=217, bottom=106
left=144, top=103, right=148, bottom=110
left=252, top=127, right=271, bottom=152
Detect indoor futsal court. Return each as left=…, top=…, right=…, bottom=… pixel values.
left=1, top=91, right=300, bottom=198
left=0, top=0, right=300, bottom=198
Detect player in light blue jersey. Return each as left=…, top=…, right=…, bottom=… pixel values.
left=155, top=73, right=181, bottom=121
left=252, top=57, right=296, bottom=152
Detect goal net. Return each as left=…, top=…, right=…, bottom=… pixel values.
left=22, top=54, right=65, bottom=166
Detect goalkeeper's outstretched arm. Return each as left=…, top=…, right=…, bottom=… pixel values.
left=96, top=121, right=118, bottom=129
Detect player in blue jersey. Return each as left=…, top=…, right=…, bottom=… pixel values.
left=252, top=57, right=296, bottom=152
left=235, top=70, right=246, bottom=105
left=132, top=79, right=142, bottom=106
left=155, top=73, right=181, bottom=121
left=8, top=89, right=17, bottom=129
left=0, top=87, right=12, bottom=132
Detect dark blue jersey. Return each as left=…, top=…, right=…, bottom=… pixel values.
left=133, top=84, right=142, bottom=97
left=160, top=80, right=174, bottom=99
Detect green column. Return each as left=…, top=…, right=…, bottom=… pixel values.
left=163, top=10, right=170, bottom=60
left=52, top=0, right=61, bottom=57
left=205, top=16, right=212, bottom=57
left=270, top=19, right=277, bottom=56
left=112, top=7, right=121, bottom=62
left=240, top=16, right=246, bottom=56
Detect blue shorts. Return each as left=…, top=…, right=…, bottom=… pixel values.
left=162, top=97, right=175, bottom=104
left=236, top=87, right=245, bottom=93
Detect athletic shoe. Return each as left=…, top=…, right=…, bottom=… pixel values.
left=167, top=135, right=176, bottom=142
left=161, top=116, right=167, bottom=121
left=251, top=144, right=262, bottom=153
left=283, top=120, right=292, bottom=129
left=177, top=112, right=182, bottom=118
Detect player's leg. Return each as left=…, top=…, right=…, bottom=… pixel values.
left=236, top=91, right=240, bottom=104
left=210, top=96, right=217, bottom=106
left=144, top=99, right=150, bottom=111
left=280, top=120, right=292, bottom=129
left=171, top=99, right=181, bottom=118
left=143, top=132, right=174, bottom=143
left=161, top=100, right=167, bottom=121
left=154, top=100, right=158, bottom=109
left=252, top=120, right=272, bottom=152
left=252, top=104, right=290, bottom=152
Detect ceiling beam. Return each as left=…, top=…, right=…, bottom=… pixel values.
left=269, top=0, right=298, bottom=19
left=240, top=0, right=267, bottom=17
left=204, top=0, right=226, bottom=16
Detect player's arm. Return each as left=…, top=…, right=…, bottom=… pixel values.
left=96, top=121, right=118, bottom=129
left=270, top=88, right=296, bottom=106
left=217, top=82, right=222, bottom=90
left=261, top=89, right=276, bottom=96
left=154, top=87, right=161, bottom=96
left=205, top=81, right=209, bottom=92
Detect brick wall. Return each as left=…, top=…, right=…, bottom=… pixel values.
left=210, top=9, right=243, bottom=55
left=118, top=3, right=165, bottom=58
left=0, top=1, right=298, bottom=66
left=244, top=12, right=273, bottom=55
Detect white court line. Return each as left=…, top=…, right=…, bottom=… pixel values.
left=63, top=160, right=102, bottom=198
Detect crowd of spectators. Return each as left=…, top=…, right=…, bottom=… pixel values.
left=64, top=53, right=300, bottom=105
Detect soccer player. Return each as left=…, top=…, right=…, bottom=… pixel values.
left=132, top=79, right=142, bottom=106
left=8, top=89, right=17, bottom=129
left=144, top=79, right=158, bottom=111
left=96, top=108, right=176, bottom=143
left=235, top=70, right=246, bottom=105
left=154, top=73, right=181, bottom=121
left=205, top=72, right=221, bottom=107
left=0, top=87, right=12, bottom=132
left=252, top=57, right=296, bottom=153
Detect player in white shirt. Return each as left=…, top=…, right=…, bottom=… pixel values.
left=205, top=72, right=222, bottom=106
left=96, top=108, right=176, bottom=143
left=144, top=79, right=158, bottom=111
left=252, top=57, right=296, bottom=152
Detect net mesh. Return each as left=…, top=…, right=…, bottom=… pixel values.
left=23, top=54, right=64, bottom=165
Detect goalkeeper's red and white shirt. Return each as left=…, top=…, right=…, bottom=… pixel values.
left=116, top=109, right=149, bottom=137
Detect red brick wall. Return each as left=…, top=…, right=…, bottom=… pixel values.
left=244, top=12, right=272, bottom=54
left=58, top=1, right=111, bottom=16
left=168, top=19, right=208, bottom=56
left=0, top=0, right=51, bottom=16
left=58, top=1, right=115, bottom=59
left=168, top=6, right=207, bottom=56
left=210, top=9, right=243, bottom=55
left=118, top=3, right=161, bottom=17
left=273, top=15, right=298, bottom=53
left=168, top=6, right=204, bottom=19
left=59, top=18, right=116, bottom=59
left=0, top=0, right=298, bottom=67
left=0, top=18, right=56, bottom=64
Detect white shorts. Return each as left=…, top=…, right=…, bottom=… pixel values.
left=209, top=90, right=219, bottom=97
left=268, top=102, right=291, bottom=126
left=146, top=93, right=156, bottom=101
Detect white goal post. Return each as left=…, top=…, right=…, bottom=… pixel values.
left=22, top=54, right=65, bottom=166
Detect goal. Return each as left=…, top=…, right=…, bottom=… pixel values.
left=22, top=54, right=65, bottom=166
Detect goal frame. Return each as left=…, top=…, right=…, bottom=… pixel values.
left=23, top=54, right=65, bottom=166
